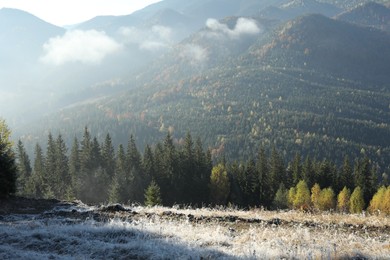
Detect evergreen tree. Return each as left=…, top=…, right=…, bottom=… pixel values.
left=16, top=140, right=32, bottom=195
left=55, top=134, right=70, bottom=199
left=44, top=133, right=57, bottom=199
left=291, top=153, right=302, bottom=187
left=354, top=157, right=375, bottom=206
left=101, top=133, right=115, bottom=178
left=256, top=146, right=270, bottom=206
left=0, top=119, right=17, bottom=198
left=302, top=156, right=314, bottom=188
left=337, top=186, right=351, bottom=213
left=350, top=186, right=365, bottom=213
left=68, top=137, right=80, bottom=200
left=27, top=144, right=46, bottom=198
left=144, top=180, right=162, bottom=207
left=269, top=147, right=285, bottom=198
left=339, top=155, right=353, bottom=191
left=126, top=135, right=144, bottom=203
left=142, top=144, right=155, bottom=181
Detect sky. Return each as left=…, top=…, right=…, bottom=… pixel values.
left=0, top=0, right=162, bottom=26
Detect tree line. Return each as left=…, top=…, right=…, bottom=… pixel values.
left=3, top=123, right=389, bottom=214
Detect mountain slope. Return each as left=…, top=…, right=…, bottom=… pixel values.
left=18, top=14, right=390, bottom=174
left=336, top=2, right=390, bottom=32
left=259, top=0, right=342, bottom=21
left=248, top=14, right=390, bottom=87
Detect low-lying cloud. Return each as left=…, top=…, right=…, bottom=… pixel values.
left=179, top=44, right=208, bottom=66
left=119, top=25, right=173, bottom=52
left=206, top=17, right=261, bottom=39
left=41, top=30, right=122, bottom=65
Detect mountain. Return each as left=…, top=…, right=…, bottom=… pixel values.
left=259, top=0, right=342, bottom=21
left=247, top=14, right=390, bottom=87
left=0, top=8, right=64, bottom=62
left=17, top=14, right=390, bottom=174
left=336, top=2, right=390, bottom=32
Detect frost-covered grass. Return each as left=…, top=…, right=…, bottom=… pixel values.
left=0, top=204, right=389, bottom=259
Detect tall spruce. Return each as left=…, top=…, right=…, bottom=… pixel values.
left=16, top=140, right=32, bottom=195
left=0, top=119, right=17, bottom=197
left=55, top=134, right=69, bottom=199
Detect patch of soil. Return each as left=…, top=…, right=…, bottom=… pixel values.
left=0, top=197, right=64, bottom=215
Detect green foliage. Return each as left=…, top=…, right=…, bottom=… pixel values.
left=273, top=183, right=288, bottom=209
left=318, top=187, right=335, bottom=211
left=209, top=163, right=230, bottom=205
left=144, top=180, right=162, bottom=207
left=350, top=186, right=365, bottom=213
left=293, top=180, right=311, bottom=210
left=0, top=119, right=17, bottom=197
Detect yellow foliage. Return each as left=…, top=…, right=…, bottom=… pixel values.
left=293, top=180, right=311, bottom=210
left=369, top=186, right=390, bottom=215
left=311, top=183, right=321, bottom=210
left=337, top=186, right=351, bottom=213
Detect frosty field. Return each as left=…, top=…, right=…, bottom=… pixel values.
left=0, top=198, right=389, bottom=259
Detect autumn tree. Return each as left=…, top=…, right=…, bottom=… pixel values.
left=311, top=183, right=321, bottom=210
left=273, top=183, right=288, bottom=209
left=350, top=186, right=365, bottom=214
left=337, top=186, right=351, bottom=213
left=369, top=186, right=390, bottom=215
left=318, top=187, right=335, bottom=211
left=292, top=180, right=311, bottom=210
left=209, top=163, right=230, bottom=205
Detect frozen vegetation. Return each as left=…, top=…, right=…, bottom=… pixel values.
left=0, top=200, right=389, bottom=259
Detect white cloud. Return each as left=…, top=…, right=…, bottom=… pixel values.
left=206, top=17, right=261, bottom=39
left=179, top=44, right=208, bottom=65
left=40, top=30, right=122, bottom=65
left=119, top=25, right=173, bottom=51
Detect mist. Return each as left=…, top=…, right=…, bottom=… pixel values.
left=41, top=30, right=122, bottom=65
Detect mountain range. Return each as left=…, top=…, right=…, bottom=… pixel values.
left=2, top=0, right=390, bottom=173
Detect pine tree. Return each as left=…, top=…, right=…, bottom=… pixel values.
left=101, top=133, right=115, bottom=179
left=0, top=119, right=17, bottom=197
left=16, top=140, right=32, bottom=195
left=350, top=186, right=365, bottom=213
left=339, top=155, right=353, bottom=191
left=292, top=153, right=302, bottom=187
left=302, top=156, right=314, bottom=188
left=68, top=138, right=80, bottom=200
left=354, top=157, right=374, bottom=206
left=256, top=146, right=270, bottom=206
left=55, top=134, right=70, bottom=199
left=45, top=133, right=57, bottom=199
left=269, top=147, right=285, bottom=198
left=337, top=186, right=351, bottom=213
left=126, top=135, right=144, bottom=203
left=144, top=180, right=162, bottom=207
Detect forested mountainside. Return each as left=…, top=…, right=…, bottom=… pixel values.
left=336, top=1, right=390, bottom=32
left=18, top=9, right=390, bottom=177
